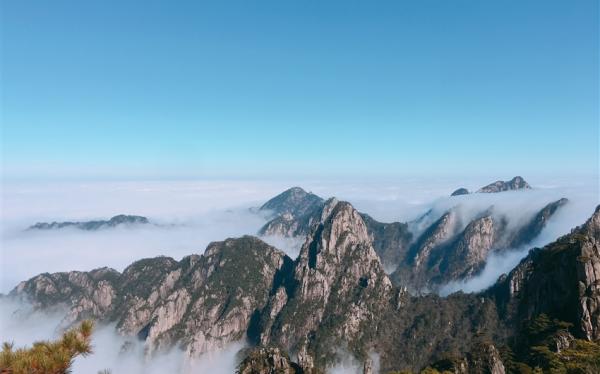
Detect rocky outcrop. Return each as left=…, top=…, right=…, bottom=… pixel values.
left=451, top=188, right=470, bottom=196
left=442, top=215, right=496, bottom=279
left=28, top=215, right=150, bottom=231
left=392, top=210, right=461, bottom=289
left=237, top=347, right=301, bottom=374
left=431, top=342, right=505, bottom=374
left=477, top=176, right=531, bottom=193
left=259, top=188, right=324, bottom=237
left=259, top=199, right=394, bottom=369
left=11, top=236, right=292, bottom=356
left=490, top=206, right=600, bottom=341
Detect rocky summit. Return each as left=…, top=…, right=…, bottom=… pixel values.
left=477, top=176, right=531, bottom=193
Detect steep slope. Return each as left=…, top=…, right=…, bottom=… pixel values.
left=258, top=198, right=394, bottom=369
left=393, top=199, right=568, bottom=292
left=506, top=197, right=569, bottom=248
left=258, top=188, right=413, bottom=271
left=360, top=213, right=413, bottom=271
left=489, top=205, right=600, bottom=341
left=28, top=215, right=150, bottom=231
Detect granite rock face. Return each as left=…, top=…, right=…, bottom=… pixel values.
left=259, top=199, right=394, bottom=369
left=258, top=185, right=567, bottom=293
left=28, top=214, right=150, bottom=231
left=490, top=206, right=600, bottom=341
left=11, top=236, right=291, bottom=356
left=259, top=188, right=413, bottom=272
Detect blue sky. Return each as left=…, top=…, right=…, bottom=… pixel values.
left=1, top=0, right=598, bottom=179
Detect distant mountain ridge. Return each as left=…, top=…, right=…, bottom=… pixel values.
left=28, top=214, right=150, bottom=231
left=451, top=176, right=532, bottom=196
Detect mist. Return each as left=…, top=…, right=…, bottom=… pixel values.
left=436, top=184, right=599, bottom=296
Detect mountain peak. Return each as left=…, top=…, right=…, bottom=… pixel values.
left=451, top=187, right=470, bottom=196
left=259, top=187, right=323, bottom=218
left=477, top=176, right=531, bottom=193
left=259, top=199, right=392, bottom=369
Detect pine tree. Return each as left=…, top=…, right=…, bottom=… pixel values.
left=0, top=320, right=94, bottom=374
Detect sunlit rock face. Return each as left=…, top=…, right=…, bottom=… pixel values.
left=258, top=199, right=393, bottom=370
left=11, top=236, right=292, bottom=356
left=489, top=205, right=600, bottom=341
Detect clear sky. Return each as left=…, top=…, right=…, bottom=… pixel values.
left=1, top=0, right=598, bottom=180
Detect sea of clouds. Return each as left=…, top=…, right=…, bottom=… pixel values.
left=0, top=175, right=597, bottom=372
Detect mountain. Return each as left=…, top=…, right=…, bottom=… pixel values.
left=489, top=205, right=600, bottom=341
left=393, top=199, right=568, bottom=291
left=259, top=187, right=323, bottom=218
left=449, top=176, right=531, bottom=196
left=27, top=214, right=150, bottom=231
left=9, top=199, right=597, bottom=372
left=477, top=176, right=531, bottom=193
left=11, top=236, right=292, bottom=356
left=257, top=198, right=395, bottom=369
left=258, top=189, right=414, bottom=271
left=257, top=186, right=567, bottom=290
left=258, top=187, right=324, bottom=237
left=451, top=187, right=470, bottom=196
